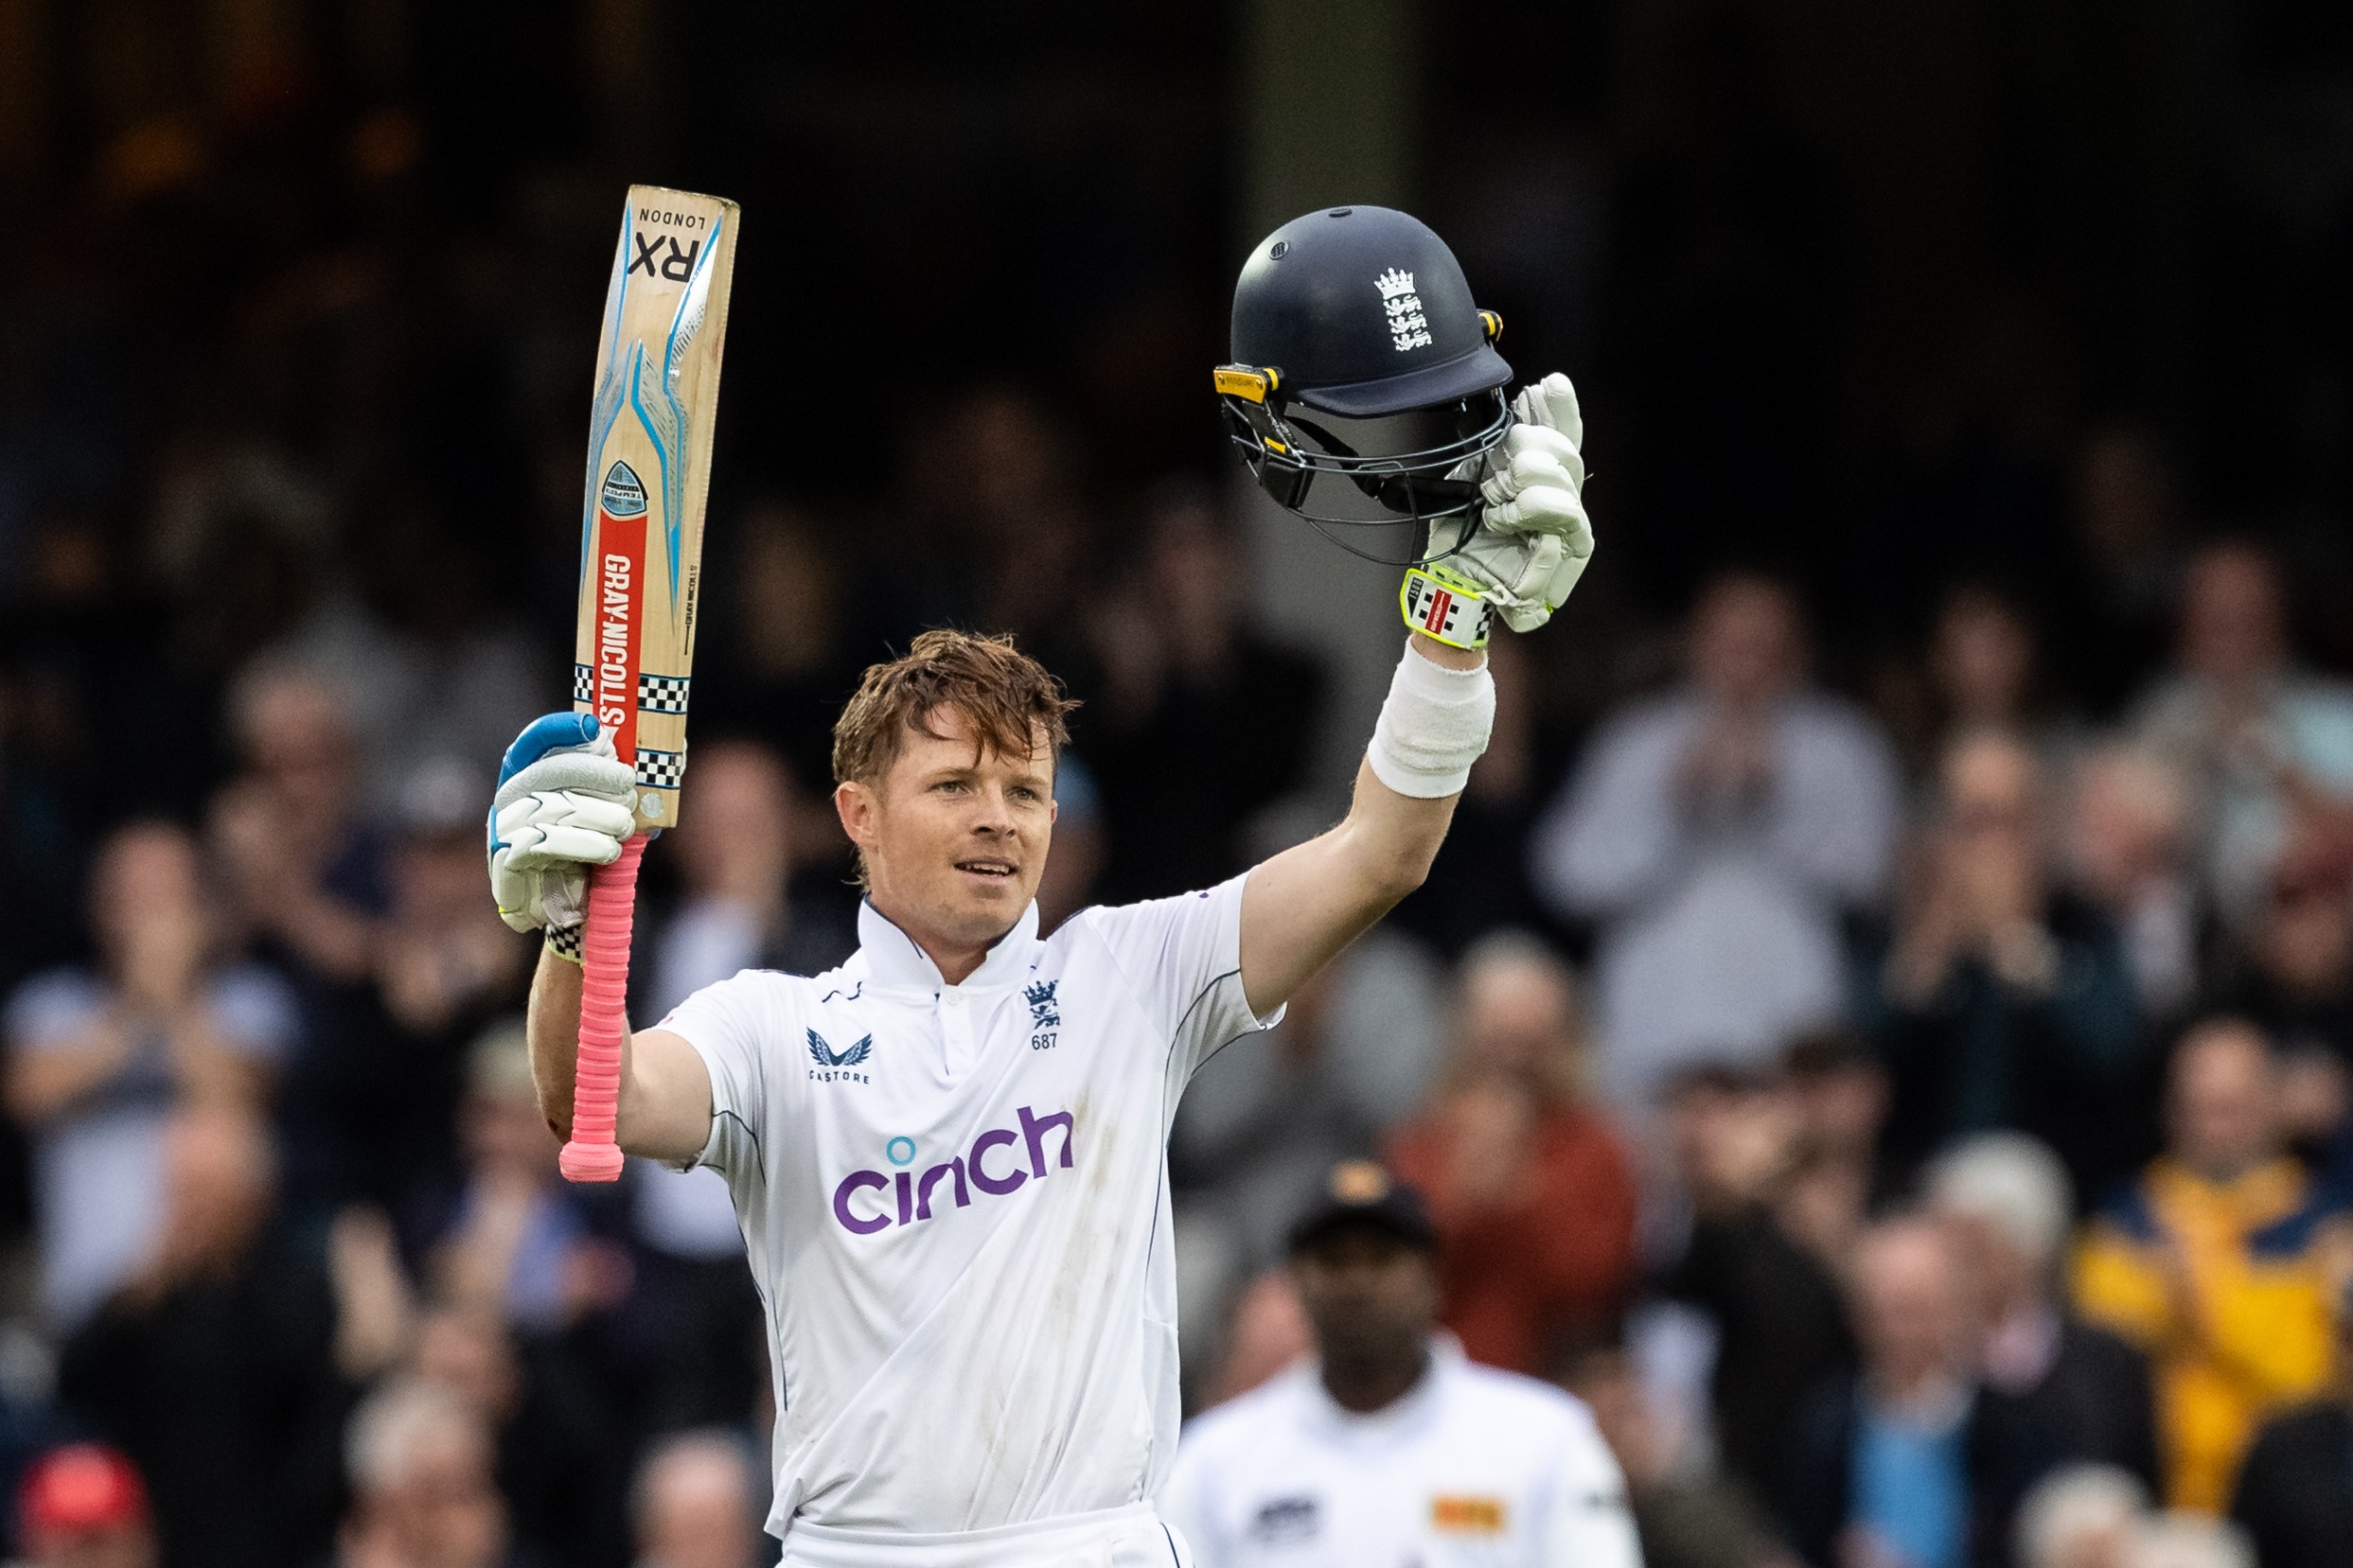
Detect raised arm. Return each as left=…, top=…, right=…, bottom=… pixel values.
left=1239, top=372, right=1595, bottom=1017
left=1239, top=635, right=1484, bottom=1014
left=490, top=713, right=716, bottom=1166
left=522, top=947, right=712, bottom=1164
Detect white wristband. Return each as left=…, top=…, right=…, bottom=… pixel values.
left=1366, top=643, right=1495, bottom=799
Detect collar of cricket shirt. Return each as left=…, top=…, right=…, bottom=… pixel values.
left=857, top=898, right=1043, bottom=998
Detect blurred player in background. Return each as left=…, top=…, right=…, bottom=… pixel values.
left=1160, top=1161, right=1639, bottom=1568
left=485, top=206, right=1594, bottom=1563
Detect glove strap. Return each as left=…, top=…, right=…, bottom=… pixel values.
left=545, top=923, right=586, bottom=967
left=1401, top=564, right=1494, bottom=651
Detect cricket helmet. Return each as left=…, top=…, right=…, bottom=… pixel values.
left=1216, top=205, right=1513, bottom=557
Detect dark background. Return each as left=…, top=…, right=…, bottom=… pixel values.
left=9, top=0, right=2353, bottom=693
left=8, top=3, right=2353, bottom=1565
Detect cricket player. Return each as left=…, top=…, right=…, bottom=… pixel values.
left=1161, top=1162, right=1640, bottom=1568
left=487, top=205, right=1594, bottom=1564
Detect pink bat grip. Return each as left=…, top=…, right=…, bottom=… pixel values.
left=560, top=834, right=646, bottom=1183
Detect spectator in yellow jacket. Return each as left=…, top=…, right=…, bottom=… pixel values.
left=2073, top=1017, right=2353, bottom=1512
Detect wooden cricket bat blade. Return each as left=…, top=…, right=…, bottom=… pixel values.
left=563, top=185, right=739, bottom=1184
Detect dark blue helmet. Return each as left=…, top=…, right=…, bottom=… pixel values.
left=1216, top=205, right=1513, bottom=555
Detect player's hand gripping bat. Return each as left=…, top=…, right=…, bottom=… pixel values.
left=562, top=185, right=738, bottom=1182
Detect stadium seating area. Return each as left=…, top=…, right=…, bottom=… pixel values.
left=8, top=6, right=2353, bottom=1567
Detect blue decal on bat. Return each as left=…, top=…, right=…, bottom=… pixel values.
left=626, top=349, right=675, bottom=613
left=580, top=208, right=635, bottom=573
left=654, top=207, right=724, bottom=610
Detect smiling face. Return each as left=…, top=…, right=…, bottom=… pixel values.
left=836, top=705, right=1056, bottom=975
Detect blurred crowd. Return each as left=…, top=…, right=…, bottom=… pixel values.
left=1173, top=530, right=2353, bottom=1568
left=8, top=8, right=2353, bottom=1567
left=16, top=374, right=2353, bottom=1568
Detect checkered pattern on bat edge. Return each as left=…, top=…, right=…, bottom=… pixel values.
left=638, top=673, right=691, bottom=714
left=572, top=663, right=593, bottom=703
left=634, top=749, right=686, bottom=789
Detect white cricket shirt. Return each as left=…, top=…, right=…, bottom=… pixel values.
left=662, top=875, right=1280, bottom=1544
left=1159, top=1339, right=1642, bottom=1568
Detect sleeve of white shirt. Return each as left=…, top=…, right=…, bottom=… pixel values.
left=5, top=970, right=105, bottom=1053
left=1156, top=1435, right=1225, bottom=1568
left=656, top=972, right=776, bottom=1179
left=1760, top=704, right=1901, bottom=908
left=1082, top=872, right=1283, bottom=1083
left=1529, top=705, right=1697, bottom=923
left=1537, top=1406, right=1644, bottom=1568
left=208, top=964, right=300, bottom=1065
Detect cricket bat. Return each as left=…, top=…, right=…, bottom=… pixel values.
left=562, top=185, right=739, bottom=1183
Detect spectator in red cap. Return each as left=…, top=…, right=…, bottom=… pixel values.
left=17, top=1443, right=154, bottom=1568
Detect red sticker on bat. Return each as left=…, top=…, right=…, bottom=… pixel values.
left=593, top=460, right=649, bottom=768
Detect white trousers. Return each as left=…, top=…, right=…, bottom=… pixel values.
left=781, top=1503, right=1191, bottom=1568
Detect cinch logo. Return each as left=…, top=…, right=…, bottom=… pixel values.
left=831, top=1105, right=1074, bottom=1235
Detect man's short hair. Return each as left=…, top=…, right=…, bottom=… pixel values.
left=832, top=628, right=1077, bottom=789
left=345, top=1379, right=479, bottom=1496
left=1924, top=1131, right=2074, bottom=1270
left=630, top=1428, right=756, bottom=1533
left=2133, top=1512, right=2255, bottom=1568
left=2013, top=1464, right=2148, bottom=1568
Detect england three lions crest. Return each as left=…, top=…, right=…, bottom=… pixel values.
left=1025, top=979, right=1060, bottom=1049
left=1376, top=268, right=1432, bottom=351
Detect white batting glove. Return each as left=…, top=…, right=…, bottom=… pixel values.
left=1420, top=372, right=1596, bottom=637
left=487, top=714, right=639, bottom=936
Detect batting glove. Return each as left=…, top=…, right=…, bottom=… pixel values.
left=487, top=714, right=639, bottom=937
left=1410, top=373, right=1596, bottom=642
